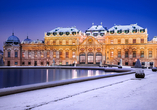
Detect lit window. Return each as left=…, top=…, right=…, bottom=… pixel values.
left=110, top=51, right=114, bottom=57
left=22, top=51, right=25, bottom=58
left=141, top=39, right=144, bottom=43
left=125, top=51, right=128, bottom=58
left=59, top=51, right=62, bottom=58
left=118, top=39, right=121, bottom=44
left=41, top=51, right=44, bottom=58
left=72, top=40, right=75, bottom=45
left=140, top=51, right=144, bottom=58
left=133, top=39, right=136, bottom=44
left=47, top=51, right=50, bottom=58
left=53, top=41, right=56, bottom=45
left=53, top=51, right=56, bottom=58
left=149, top=51, right=152, bottom=58
left=110, top=40, right=113, bottom=44
left=59, top=41, right=62, bottom=45
left=133, top=51, right=136, bottom=58
left=28, top=51, right=31, bottom=58
left=72, top=52, right=76, bottom=58
left=66, top=40, right=69, bottom=45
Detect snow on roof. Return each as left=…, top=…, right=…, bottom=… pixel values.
left=87, top=25, right=107, bottom=31
left=49, top=27, right=79, bottom=33
left=108, top=24, right=144, bottom=31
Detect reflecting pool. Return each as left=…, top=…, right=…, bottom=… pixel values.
left=0, top=69, right=114, bottom=88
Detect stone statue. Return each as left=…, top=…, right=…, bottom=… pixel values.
left=100, top=61, right=102, bottom=67
left=52, top=59, right=55, bottom=66
left=119, top=59, right=122, bottom=66
left=134, top=59, right=142, bottom=68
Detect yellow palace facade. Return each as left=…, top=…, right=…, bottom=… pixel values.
left=3, top=23, right=157, bottom=67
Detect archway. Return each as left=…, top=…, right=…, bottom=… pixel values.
left=79, top=52, right=85, bottom=64
left=88, top=52, right=94, bottom=64
left=96, top=52, right=102, bottom=64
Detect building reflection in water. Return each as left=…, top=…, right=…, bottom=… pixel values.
left=46, top=69, right=48, bottom=82
left=96, top=70, right=99, bottom=76
left=72, top=69, right=77, bottom=79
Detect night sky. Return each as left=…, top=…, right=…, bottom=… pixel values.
left=0, top=0, right=157, bottom=50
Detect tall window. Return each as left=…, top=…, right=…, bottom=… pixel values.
left=125, top=51, right=128, bottom=58
left=47, top=51, right=50, bottom=58
left=72, top=52, right=76, bottom=58
left=66, top=40, right=69, bottom=45
left=72, top=40, right=75, bottom=45
left=59, top=41, right=62, bottom=45
left=28, top=51, right=31, bottom=58
left=34, top=51, right=37, bottom=58
left=140, top=51, right=144, bottom=58
left=110, top=51, right=114, bottom=57
left=22, top=51, right=25, bottom=58
left=66, top=52, right=69, bottom=58
left=149, top=51, right=152, bottom=58
left=15, top=51, right=18, bottom=58
left=53, top=51, right=56, bottom=58
left=141, top=39, right=144, bottom=43
left=110, top=40, right=113, bottom=44
left=118, top=39, right=121, bottom=44
left=53, top=41, right=56, bottom=45
left=41, top=51, right=44, bottom=58
left=118, top=51, right=121, bottom=58
left=125, top=39, right=128, bottom=44
left=133, top=51, right=136, bottom=58
left=8, top=51, right=10, bottom=57
left=59, top=51, right=62, bottom=58
left=133, top=39, right=136, bottom=44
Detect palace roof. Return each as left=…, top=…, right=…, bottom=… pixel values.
left=49, top=27, right=80, bottom=33
left=6, top=33, right=20, bottom=44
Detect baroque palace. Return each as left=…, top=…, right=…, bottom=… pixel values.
left=3, top=23, right=157, bottom=67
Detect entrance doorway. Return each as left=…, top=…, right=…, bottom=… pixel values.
left=79, top=52, right=85, bottom=64
left=96, top=52, right=102, bottom=64
left=7, top=61, right=10, bottom=66
left=88, top=52, right=94, bottom=64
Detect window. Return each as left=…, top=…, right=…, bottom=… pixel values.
left=110, top=51, right=114, bottom=57
left=28, top=51, right=31, bottom=58
left=8, top=51, right=10, bottom=57
left=59, top=41, right=62, bottom=45
left=110, top=40, right=113, bottom=44
left=15, top=51, right=18, bottom=57
left=66, top=40, right=69, bottom=45
left=133, top=51, right=136, bottom=58
left=28, top=62, right=31, bottom=65
left=72, top=52, right=76, bottom=58
left=34, top=51, right=37, bottom=58
left=125, top=51, right=128, bottom=58
left=125, top=39, right=128, bottom=44
left=59, top=51, right=62, bottom=58
left=140, top=51, right=144, bottom=58
left=72, top=40, right=75, bottom=45
left=118, top=51, right=121, bottom=58
left=133, top=62, right=136, bottom=66
left=118, top=39, right=121, bottom=44
left=149, top=51, right=152, bottom=58
left=41, top=51, right=44, bottom=58
left=53, top=51, right=56, bottom=58
left=66, top=52, right=69, bottom=58
left=41, top=62, right=43, bottom=65
left=125, top=62, right=128, bottom=65
left=22, top=62, right=25, bottom=65
left=47, top=51, right=50, bottom=57
left=141, top=39, right=144, bottom=43
left=22, top=51, right=25, bottom=58
left=133, top=39, right=136, bottom=44
left=15, top=62, right=18, bottom=65
left=53, top=41, right=56, bottom=45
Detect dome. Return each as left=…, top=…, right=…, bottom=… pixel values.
left=22, top=36, right=32, bottom=44
left=6, top=33, right=20, bottom=44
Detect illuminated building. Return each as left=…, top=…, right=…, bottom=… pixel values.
left=3, top=23, right=157, bottom=67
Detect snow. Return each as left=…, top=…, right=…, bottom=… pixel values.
left=49, top=27, right=79, bottom=33
left=0, top=68, right=157, bottom=110
left=88, top=25, right=107, bottom=31
left=108, top=24, right=144, bottom=31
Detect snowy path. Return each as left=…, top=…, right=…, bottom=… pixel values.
left=0, top=69, right=157, bottom=110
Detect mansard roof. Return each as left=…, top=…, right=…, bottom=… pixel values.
left=108, top=24, right=145, bottom=31
left=49, top=27, right=80, bottom=33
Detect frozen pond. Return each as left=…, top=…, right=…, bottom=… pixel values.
left=0, top=69, right=115, bottom=88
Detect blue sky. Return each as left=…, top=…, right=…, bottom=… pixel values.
left=0, top=0, right=157, bottom=50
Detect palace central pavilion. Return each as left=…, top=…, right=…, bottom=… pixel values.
left=3, top=23, right=157, bottom=67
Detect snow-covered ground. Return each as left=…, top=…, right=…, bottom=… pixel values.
left=0, top=68, right=157, bottom=110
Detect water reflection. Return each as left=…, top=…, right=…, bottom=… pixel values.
left=0, top=69, right=114, bottom=89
